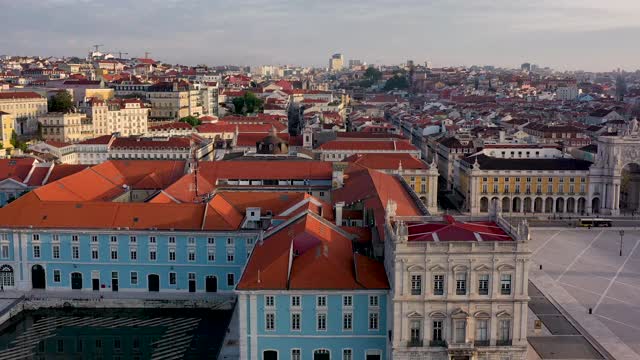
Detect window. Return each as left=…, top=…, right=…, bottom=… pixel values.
left=292, top=349, right=301, bottom=360
left=188, top=237, right=196, bottom=245
left=227, top=273, right=234, bottom=286
left=72, top=235, right=79, bottom=242
left=411, top=274, right=422, bottom=295
left=72, top=245, right=79, bottom=259
left=148, top=236, right=156, bottom=244
left=32, top=234, right=40, bottom=242
left=130, top=236, right=137, bottom=243
left=499, top=319, right=511, bottom=341
left=110, top=236, right=117, bottom=243
left=188, top=250, right=195, bottom=262
left=91, top=249, right=99, bottom=260
left=343, top=312, right=352, bottom=330
left=432, top=320, right=443, bottom=341
left=342, top=349, right=352, bottom=360
left=33, top=245, right=40, bottom=259
left=410, top=320, right=422, bottom=342
left=265, top=295, right=275, bottom=308
left=169, top=248, right=176, bottom=261
left=226, top=237, right=234, bottom=246
left=226, top=249, right=234, bottom=262
left=454, top=320, right=466, bottom=343
left=169, top=272, right=176, bottom=285
left=343, top=295, right=352, bottom=307
left=149, top=249, right=156, bottom=261
left=52, top=245, right=60, bottom=259
left=317, top=295, right=327, bottom=308
left=478, top=274, right=489, bottom=295
left=246, top=238, right=254, bottom=246
left=207, top=237, right=215, bottom=245
left=168, top=236, right=175, bottom=244
left=207, top=250, right=215, bottom=262
left=1, top=245, right=8, bottom=259
left=291, top=295, right=301, bottom=308
left=91, top=235, right=98, bottom=243
left=317, top=313, right=327, bottom=331
left=501, top=274, right=512, bottom=295
left=456, top=273, right=466, bottom=295
left=291, top=313, right=301, bottom=331
left=433, top=275, right=444, bottom=295
left=53, top=270, right=61, bottom=283
left=369, top=295, right=379, bottom=307
left=130, top=272, right=138, bottom=285
left=368, top=312, right=379, bottom=330
left=111, top=248, right=118, bottom=260
left=130, top=249, right=137, bottom=260
left=476, top=319, right=489, bottom=342
left=265, top=313, right=275, bottom=331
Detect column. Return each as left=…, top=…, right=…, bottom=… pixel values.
left=249, top=294, right=258, bottom=360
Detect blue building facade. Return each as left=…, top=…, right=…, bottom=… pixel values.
left=238, top=292, right=387, bottom=360
left=0, top=229, right=259, bottom=292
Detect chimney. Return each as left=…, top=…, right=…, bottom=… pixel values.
left=499, top=130, right=505, bottom=143
left=335, top=201, right=345, bottom=226
left=332, top=163, right=345, bottom=189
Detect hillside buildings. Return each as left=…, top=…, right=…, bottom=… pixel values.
left=0, top=92, right=47, bottom=135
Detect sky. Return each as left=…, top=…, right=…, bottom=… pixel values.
left=0, top=0, right=639, bottom=71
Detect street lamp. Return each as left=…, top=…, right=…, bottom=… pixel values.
left=619, top=230, right=625, bottom=257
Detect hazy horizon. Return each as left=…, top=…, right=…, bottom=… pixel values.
left=1, top=0, right=639, bottom=72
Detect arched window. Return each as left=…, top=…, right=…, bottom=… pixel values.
left=0, top=265, right=14, bottom=287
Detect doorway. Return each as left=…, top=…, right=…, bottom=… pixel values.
left=71, top=272, right=83, bottom=290
left=205, top=276, right=217, bottom=292
left=111, top=272, right=119, bottom=292
left=31, top=265, right=45, bottom=289
left=148, top=274, right=160, bottom=292
left=92, top=278, right=100, bottom=291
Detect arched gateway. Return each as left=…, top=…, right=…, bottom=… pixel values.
left=590, top=127, right=640, bottom=215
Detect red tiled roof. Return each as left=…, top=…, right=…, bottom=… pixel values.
left=149, top=122, right=193, bottom=131
left=111, top=137, right=191, bottom=150
left=0, top=91, right=44, bottom=100
left=44, top=140, right=72, bottom=148
left=237, top=212, right=388, bottom=290
left=77, top=135, right=113, bottom=145
left=318, top=139, right=418, bottom=151
left=343, top=153, right=428, bottom=170
left=46, top=164, right=88, bottom=183
left=0, top=158, right=36, bottom=182
left=407, top=216, right=513, bottom=242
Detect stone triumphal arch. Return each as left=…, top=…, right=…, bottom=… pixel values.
left=589, top=123, right=640, bottom=216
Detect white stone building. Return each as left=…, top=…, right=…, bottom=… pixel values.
left=384, top=208, right=530, bottom=360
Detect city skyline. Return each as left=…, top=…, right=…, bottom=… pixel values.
left=1, top=0, right=639, bottom=71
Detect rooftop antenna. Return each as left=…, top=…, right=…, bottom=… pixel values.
left=115, top=51, right=128, bottom=60
left=92, top=44, right=104, bottom=53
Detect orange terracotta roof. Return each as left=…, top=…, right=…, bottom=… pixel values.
left=237, top=213, right=389, bottom=291
left=343, top=153, right=428, bottom=170
left=0, top=158, right=37, bottom=182
left=317, top=139, right=418, bottom=151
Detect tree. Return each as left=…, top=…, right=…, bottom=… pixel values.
left=232, top=92, right=264, bottom=115
left=9, top=130, right=18, bottom=149
left=364, top=66, right=382, bottom=82
left=384, top=75, right=409, bottom=91
left=232, top=97, right=245, bottom=115
left=48, top=91, right=74, bottom=113
left=179, top=115, right=201, bottom=127
left=243, top=92, right=263, bottom=114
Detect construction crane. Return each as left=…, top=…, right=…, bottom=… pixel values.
left=114, top=51, right=128, bottom=60
left=92, top=44, right=104, bottom=53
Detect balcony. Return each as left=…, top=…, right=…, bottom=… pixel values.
left=496, top=339, right=512, bottom=346
left=407, top=339, right=423, bottom=347
left=475, top=340, right=490, bottom=347
left=429, top=340, right=447, bottom=347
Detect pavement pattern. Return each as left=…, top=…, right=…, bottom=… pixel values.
left=530, top=228, right=640, bottom=358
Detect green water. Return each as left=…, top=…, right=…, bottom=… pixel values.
left=0, top=307, right=233, bottom=360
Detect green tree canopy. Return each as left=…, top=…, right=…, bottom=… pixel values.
left=364, top=66, right=382, bottom=82
left=179, top=115, right=201, bottom=127
left=48, top=91, right=74, bottom=113
left=384, top=75, right=409, bottom=91
left=232, top=92, right=264, bottom=115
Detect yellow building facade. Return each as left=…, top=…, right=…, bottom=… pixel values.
left=457, top=155, right=592, bottom=215
left=0, top=111, right=15, bottom=149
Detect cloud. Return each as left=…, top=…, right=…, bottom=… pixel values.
left=0, top=0, right=638, bottom=70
